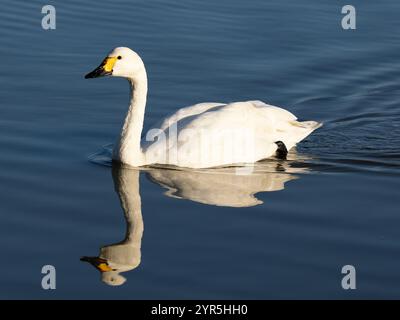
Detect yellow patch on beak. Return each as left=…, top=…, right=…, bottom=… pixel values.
left=97, top=263, right=113, bottom=272
left=103, top=56, right=117, bottom=72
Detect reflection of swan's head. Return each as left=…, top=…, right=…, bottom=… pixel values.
left=85, top=47, right=145, bottom=79
left=80, top=256, right=127, bottom=286
left=101, top=272, right=127, bottom=286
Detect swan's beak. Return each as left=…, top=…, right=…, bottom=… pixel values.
left=84, top=56, right=117, bottom=79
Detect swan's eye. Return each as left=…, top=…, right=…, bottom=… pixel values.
left=117, top=56, right=122, bottom=60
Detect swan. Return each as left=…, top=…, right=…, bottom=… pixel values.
left=85, top=47, right=322, bottom=168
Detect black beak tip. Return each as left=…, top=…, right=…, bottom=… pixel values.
left=84, top=69, right=111, bottom=79
left=84, top=72, right=94, bottom=79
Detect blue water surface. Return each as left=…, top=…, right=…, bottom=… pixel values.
left=0, top=0, right=399, bottom=299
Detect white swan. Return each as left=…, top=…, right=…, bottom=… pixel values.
left=85, top=47, right=321, bottom=168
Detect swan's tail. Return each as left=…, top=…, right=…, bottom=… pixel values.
left=281, top=120, right=322, bottom=149
left=290, top=120, right=323, bottom=130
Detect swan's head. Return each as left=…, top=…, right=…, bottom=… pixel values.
left=85, top=47, right=145, bottom=79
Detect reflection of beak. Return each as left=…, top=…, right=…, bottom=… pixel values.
left=80, top=256, right=114, bottom=272
left=84, top=56, right=117, bottom=79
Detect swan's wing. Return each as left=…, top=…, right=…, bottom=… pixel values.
left=144, top=100, right=321, bottom=168
left=142, top=102, right=225, bottom=147
left=158, top=102, right=226, bottom=131
left=156, top=101, right=276, bottom=167
left=249, top=100, right=297, bottom=121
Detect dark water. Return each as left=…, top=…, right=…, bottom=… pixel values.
left=0, top=0, right=400, bottom=299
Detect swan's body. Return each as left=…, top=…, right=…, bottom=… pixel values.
left=85, top=47, right=321, bottom=168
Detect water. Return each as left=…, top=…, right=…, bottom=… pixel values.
left=0, top=0, right=399, bottom=299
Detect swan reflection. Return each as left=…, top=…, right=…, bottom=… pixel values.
left=81, top=166, right=143, bottom=286
left=82, top=156, right=307, bottom=285
left=146, top=160, right=305, bottom=207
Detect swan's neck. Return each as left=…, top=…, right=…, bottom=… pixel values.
left=115, top=71, right=147, bottom=166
